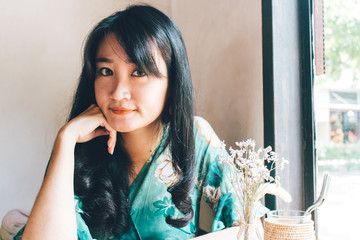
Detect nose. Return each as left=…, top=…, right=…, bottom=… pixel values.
left=110, top=74, right=131, bottom=101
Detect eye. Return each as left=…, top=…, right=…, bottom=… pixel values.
left=98, top=68, right=113, bottom=76
left=132, top=69, right=146, bottom=77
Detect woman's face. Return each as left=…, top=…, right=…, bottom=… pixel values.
left=94, top=33, right=168, bottom=133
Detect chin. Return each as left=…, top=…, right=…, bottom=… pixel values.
left=110, top=123, right=136, bottom=133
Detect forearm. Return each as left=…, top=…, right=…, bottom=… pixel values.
left=23, top=129, right=77, bottom=240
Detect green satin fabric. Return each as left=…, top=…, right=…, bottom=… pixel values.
left=14, top=117, right=243, bottom=240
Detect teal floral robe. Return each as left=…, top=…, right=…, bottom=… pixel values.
left=14, top=117, right=243, bottom=239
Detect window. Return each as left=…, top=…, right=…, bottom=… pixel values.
left=263, top=0, right=360, bottom=239
left=262, top=0, right=315, bottom=213
left=314, top=0, right=360, bottom=238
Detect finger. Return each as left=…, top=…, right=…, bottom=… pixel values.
left=93, top=128, right=110, bottom=138
left=102, top=122, right=116, bottom=155
left=108, top=129, right=117, bottom=155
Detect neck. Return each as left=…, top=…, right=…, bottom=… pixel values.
left=121, top=120, right=163, bottom=177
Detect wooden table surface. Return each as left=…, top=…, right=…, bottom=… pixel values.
left=193, top=227, right=239, bottom=239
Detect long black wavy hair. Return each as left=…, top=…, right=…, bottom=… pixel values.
left=69, top=5, right=195, bottom=239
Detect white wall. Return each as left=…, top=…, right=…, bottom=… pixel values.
left=0, top=0, right=263, bottom=222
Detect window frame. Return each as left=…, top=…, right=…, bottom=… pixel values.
left=262, top=0, right=317, bottom=231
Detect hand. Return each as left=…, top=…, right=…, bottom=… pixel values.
left=61, top=104, right=116, bottom=154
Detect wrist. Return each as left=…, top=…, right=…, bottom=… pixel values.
left=57, top=124, right=77, bottom=146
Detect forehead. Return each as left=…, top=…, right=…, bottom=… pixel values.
left=96, top=33, right=130, bottom=63
left=96, top=33, right=164, bottom=65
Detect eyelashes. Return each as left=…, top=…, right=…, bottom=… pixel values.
left=131, top=69, right=146, bottom=77
left=97, top=67, right=146, bottom=77
left=98, top=67, right=113, bottom=76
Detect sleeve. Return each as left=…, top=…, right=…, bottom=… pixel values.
left=202, top=148, right=241, bottom=232
left=193, top=116, right=241, bottom=232
left=74, top=196, right=95, bottom=240
left=194, top=117, right=268, bottom=232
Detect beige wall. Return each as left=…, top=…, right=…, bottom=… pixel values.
left=0, top=0, right=263, bottom=222
left=172, top=0, right=263, bottom=146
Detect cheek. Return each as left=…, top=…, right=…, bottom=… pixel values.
left=94, top=82, right=101, bottom=103
left=140, top=83, right=168, bottom=107
left=94, top=81, right=107, bottom=107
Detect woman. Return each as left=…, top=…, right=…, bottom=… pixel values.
left=16, top=5, right=240, bottom=240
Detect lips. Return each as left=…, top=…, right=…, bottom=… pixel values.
left=110, top=107, right=135, bottom=115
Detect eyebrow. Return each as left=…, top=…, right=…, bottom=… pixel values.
left=96, top=57, right=113, bottom=63
left=96, top=56, right=133, bottom=64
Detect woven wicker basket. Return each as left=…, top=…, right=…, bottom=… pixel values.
left=264, top=219, right=316, bottom=240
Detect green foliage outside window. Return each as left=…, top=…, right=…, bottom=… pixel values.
left=316, top=0, right=360, bottom=86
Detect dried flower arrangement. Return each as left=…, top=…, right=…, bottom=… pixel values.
left=219, top=139, right=291, bottom=226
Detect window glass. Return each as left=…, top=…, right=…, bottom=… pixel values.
left=315, top=0, right=360, bottom=239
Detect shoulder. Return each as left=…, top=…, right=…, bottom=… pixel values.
left=192, top=116, right=228, bottom=186
left=193, top=116, right=224, bottom=149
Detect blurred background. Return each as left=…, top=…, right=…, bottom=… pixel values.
left=0, top=0, right=263, bottom=226
left=314, top=0, right=360, bottom=239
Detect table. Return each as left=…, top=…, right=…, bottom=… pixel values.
left=193, top=227, right=239, bottom=239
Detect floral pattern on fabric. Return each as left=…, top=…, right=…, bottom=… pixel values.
left=202, top=158, right=225, bottom=211
left=205, top=158, right=223, bottom=188
left=212, top=193, right=239, bottom=231
left=153, top=196, right=176, bottom=217
left=203, top=185, right=222, bottom=208
left=154, top=150, right=179, bottom=187
left=14, top=116, right=242, bottom=240
left=195, top=117, right=224, bottom=149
